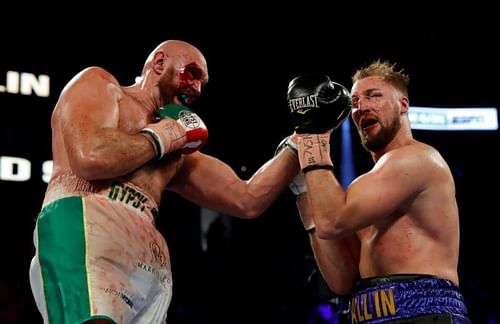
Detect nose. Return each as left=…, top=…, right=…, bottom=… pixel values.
left=191, top=80, right=202, bottom=97
left=354, top=98, right=370, bottom=115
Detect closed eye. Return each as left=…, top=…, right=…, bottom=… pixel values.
left=184, top=64, right=208, bottom=86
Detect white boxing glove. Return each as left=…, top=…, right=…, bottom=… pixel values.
left=275, top=134, right=307, bottom=196
left=296, top=194, right=315, bottom=233
left=141, top=104, right=208, bottom=159
left=175, top=108, right=209, bottom=154
left=289, top=171, right=307, bottom=196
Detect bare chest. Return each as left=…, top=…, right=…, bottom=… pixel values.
left=117, top=98, right=154, bottom=134
left=357, top=217, right=422, bottom=274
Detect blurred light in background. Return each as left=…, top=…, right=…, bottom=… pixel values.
left=409, top=106, right=498, bottom=131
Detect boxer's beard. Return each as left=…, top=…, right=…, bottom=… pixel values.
left=360, top=116, right=401, bottom=152
left=158, top=69, right=176, bottom=103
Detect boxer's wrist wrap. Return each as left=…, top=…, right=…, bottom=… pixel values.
left=140, top=130, right=164, bottom=160
left=297, top=133, right=333, bottom=173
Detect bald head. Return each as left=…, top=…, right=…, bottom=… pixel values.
left=138, top=40, right=209, bottom=106
left=141, top=40, right=207, bottom=77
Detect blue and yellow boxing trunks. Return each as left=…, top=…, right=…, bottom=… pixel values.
left=349, top=274, right=471, bottom=323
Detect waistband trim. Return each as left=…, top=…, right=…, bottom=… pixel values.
left=43, top=173, right=159, bottom=220
left=349, top=274, right=469, bottom=323
left=353, top=274, right=442, bottom=292
left=106, top=180, right=159, bottom=219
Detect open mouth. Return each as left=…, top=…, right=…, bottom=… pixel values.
left=175, top=94, right=190, bottom=106
left=360, top=117, right=378, bottom=130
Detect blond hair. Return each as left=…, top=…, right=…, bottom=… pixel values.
left=352, top=60, right=410, bottom=97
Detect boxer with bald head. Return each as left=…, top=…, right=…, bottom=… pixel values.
left=29, top=40, right=299, bottom=323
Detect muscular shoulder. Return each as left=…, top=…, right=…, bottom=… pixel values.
left=75, top=66, right=119, bottom=84
left=377, top=141, right=452, bottom=187
left=60, top=67, right=121, bottom=97
left=402, top=142, right=448, bottom=172
left=53, top=67, right=124, bottom=122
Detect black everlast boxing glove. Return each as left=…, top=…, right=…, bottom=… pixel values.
left=287, top=74, right=351, bottom=173
left=287, top=73, right=352, bottom=134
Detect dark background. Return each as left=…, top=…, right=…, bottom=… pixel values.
left=1, top=13, right=499, bottom=323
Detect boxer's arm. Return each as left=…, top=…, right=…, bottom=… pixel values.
left=167, top=149, right=300, bottom=218
left=296, top=193, right=360, bottom=294
left=57, top=67, right=156, bottom=180
left=310, top=234, right=361, bottom=295
left=275, top=135, right=315, bottom=231
left=307, top=146, right=428, bottom=239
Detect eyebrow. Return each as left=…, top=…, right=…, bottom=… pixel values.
left=351, top=88, right=382, bottom=101
left=363, top=88, right=381, bottom=94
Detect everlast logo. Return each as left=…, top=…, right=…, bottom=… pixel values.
left=288, top=94, right=319, bottom=113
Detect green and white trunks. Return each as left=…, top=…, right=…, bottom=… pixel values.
left=29, top=180, right=171, bottom=324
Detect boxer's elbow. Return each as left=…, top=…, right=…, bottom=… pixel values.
left=231, top=203, right=262, bottom=219
left=228, top=196, right=266, bottom=219
left=69, top=150, right=111, bottom=180
left=315, top=214, right=350, bottom=240
left=315, top=220, right=340, bottom=240
left=328, top=280, right=353, bottom=296
left=322, top=268, right=357, bottom=295
left=241, top=208, right=262, bottom=219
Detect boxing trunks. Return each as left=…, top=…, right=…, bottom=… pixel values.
left=348, top=274, right=471, bottom=323
left=29, top=177, right=171, bottom=324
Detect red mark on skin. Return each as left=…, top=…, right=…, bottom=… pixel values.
left=177, top=63, right=203, bottom=92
